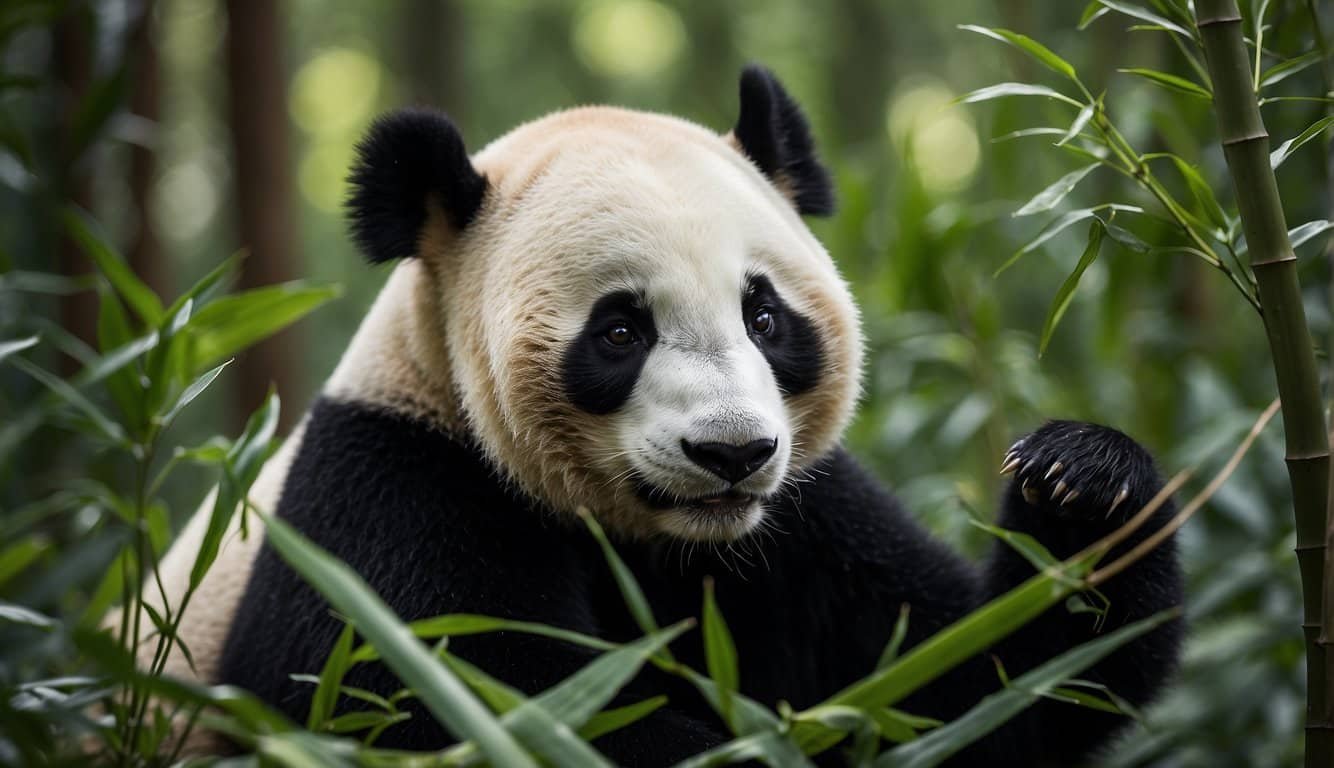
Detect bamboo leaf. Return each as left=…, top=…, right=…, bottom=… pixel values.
left=1118, top=67, right=1212, bottom=98
left=1289, top=220, right=1334, bottom=251
left=1078, top=2, right=1110, bottom=29
left=350, top=614, right=617, bottom=664
left=308, top=622, right=356, bottom=730
left=1039, top=220, right=1105, bottom=357
left=1105, top=223, right=1150, bottom=253
left=958, top=25, right=1077, bottom=80
left=96, top=288, right=145, bottom=429
left=956, top=83, right=1083, bottom=108
left=0, top=335, right=38, bottom=363
left=873, top=609, right=1178, bottom=768
left=182, top=282, right=341, bottom=376
left=1095, top=0, right=1192, bottom=37
left=8, top=356, right=127, bottom=445
left=968, top=520, right=1062, bottom=572
left=876, top=605, right=912, bottom=670
left=1056, top=104, right=1095, bottom=147
left=703, top=579, right=740, bottom=731
left=190, top=392, right=280, bottom=591
left=443, top=626, right=688, bottom=768
left=578, top=696, right=668, bottom=741
left=163, top=250, right=245, bottom=324
left=1270, top=116, right=1334, bottom=169
left=579, top=509, right=660, bottom=636
left=63, top=207, right=163, bottom=325
left=789, top=549, right=1101, bottom=752
left=162, top=360, right=230, bottom=425
left=260, top=513, right=538, bottom=768
left=673, top=731, right=815, bottom=768
left=1013, top=164, right=1100, bottom=217
left=873, top=708, right=942, bottom=743
left=996, top=204, right=1141, bottom=276
left=1259, top=50, right=1321, bottom=88
left=990, top=127, right=1068, bottom=143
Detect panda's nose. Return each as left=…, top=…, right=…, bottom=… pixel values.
left=681, top=438, right=777, bottom=484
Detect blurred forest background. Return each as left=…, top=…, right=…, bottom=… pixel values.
left=1, top=0, right=1332, bottom=765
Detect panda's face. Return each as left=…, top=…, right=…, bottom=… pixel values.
left=443, top=109, right=862, bottom=542
left=557, top=217, right=817, bottom=541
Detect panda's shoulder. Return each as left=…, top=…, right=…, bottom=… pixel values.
left=276, top=396, right=583, bottom=563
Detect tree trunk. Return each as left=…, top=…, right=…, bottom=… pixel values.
left=128, top=2, right=169, bottom=300
left=53, top=8, right=96, bottom=375
left=224, top=0, right=299, bottom=431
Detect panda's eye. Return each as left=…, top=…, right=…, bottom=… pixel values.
left=750, top=307, right=774, bottom=336
left=604, top=323, right=637, bottom=346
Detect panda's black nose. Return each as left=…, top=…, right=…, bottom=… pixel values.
left=681, top=438, right=777, bottom=484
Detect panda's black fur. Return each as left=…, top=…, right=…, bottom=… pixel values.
left=217, top=66, right=1183, bottom=767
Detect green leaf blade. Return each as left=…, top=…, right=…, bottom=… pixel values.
left=1039, top=220, right=1106, bottom=357
left=1013, top=164, right=1100, bottom=218
left=958, top=25, right=1077, bottom=81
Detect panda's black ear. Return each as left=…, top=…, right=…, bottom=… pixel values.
left=346, top=108, right=487, bottom=263
left=731, top=65, right=835, bottom=217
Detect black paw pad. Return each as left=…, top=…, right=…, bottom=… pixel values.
left=1000, top=420, right=1160, bottom=523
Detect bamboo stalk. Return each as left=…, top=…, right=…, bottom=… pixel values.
left=1195, top=2, right=1334, bottom=764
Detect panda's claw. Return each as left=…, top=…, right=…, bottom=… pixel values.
left=1106, top=486, right=1130, bottom=518
left=1000, top=455, right=1022, bottom=476
left=1044, top=461, right=1064, bottom=480
left=1051, top=480, right=1068, bottom=501
left=1022, top=479, right=1039, bottom=505
left=1061, top=488, right=1080, bottom=506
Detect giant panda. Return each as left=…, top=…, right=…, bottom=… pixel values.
left=140, top=66, right=1182, bottom=766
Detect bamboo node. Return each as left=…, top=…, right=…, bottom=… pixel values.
left=1196, top=13, right=1243, bottom=26
left=1220, top=131, right=1269, bottom=147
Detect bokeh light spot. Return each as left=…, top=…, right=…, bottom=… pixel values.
left=290, top=48, right=382, bottom=135
left=153, top=160, right=219, bottom=241
left=886, top=82, right=980, bottom=194
left=299, top=139, right=357, bottom=213
left=574, top=0, right=686, bottom=79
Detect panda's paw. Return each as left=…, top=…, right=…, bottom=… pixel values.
left=1001, top=420, right=1160, bottom=524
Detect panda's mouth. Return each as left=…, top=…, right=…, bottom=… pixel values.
left=633, top=480, right=757, bottom=514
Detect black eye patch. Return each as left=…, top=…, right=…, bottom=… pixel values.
left=744, top=274, right=823, bottom=396
left=562, top=291, right=658, bottom=415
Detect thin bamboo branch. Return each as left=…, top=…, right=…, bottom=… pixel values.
left=1196, top=2, right=1334, bottom=764
left=1089, top=399, right=1279, bottom=586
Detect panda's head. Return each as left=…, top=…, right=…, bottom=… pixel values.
left=345, top=66, right=862, bottom=542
